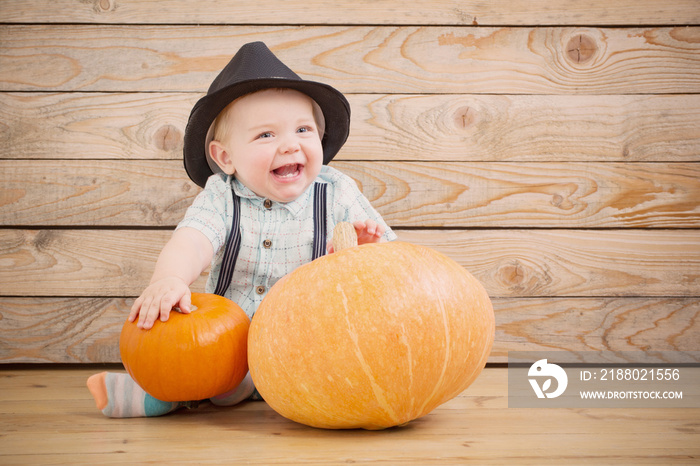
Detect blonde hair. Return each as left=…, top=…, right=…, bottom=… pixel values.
left=210, top=88, right=326, bottom=146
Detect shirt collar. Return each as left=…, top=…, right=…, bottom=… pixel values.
left=229, top=176, right=325, bottom=218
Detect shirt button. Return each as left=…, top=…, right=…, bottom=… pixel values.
left=263, top=199, right=272, bottom=209
left=263, top=239, right=272, bottom=248
left=256, top=285, right=266, bottom=295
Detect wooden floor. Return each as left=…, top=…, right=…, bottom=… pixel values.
left=1, top=366, right=698, bottom=465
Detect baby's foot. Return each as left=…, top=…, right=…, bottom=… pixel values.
left=87, top=372, right=109, bottom=410
left=87, top=372, right=182, bottom=418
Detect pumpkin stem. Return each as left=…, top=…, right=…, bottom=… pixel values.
left=332, top=222, right=358, bottom=252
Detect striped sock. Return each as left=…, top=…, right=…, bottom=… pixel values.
left=87, top=372, right=182, bottom=418
left=209, top=372, right=256, bottom=406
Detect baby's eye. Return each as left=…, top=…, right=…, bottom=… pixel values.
left=297, top=126, right=312, bottom=134
left=257, top=132, right=273, bottom=139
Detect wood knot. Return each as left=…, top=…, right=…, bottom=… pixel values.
left=453, top=106, right=476, bottom=130
left=94, top=0, right=116, bottom=13
left=154, top=124, right=182, bottom=152
left=498, top=260, right=526, bottom=288
left=551, top=193, right=574, bottom=210
left=495, top=259, right=550, bottom=294
left=33, top=230, right=56, bottom=251
left=566, top=34, right=598, bottom=65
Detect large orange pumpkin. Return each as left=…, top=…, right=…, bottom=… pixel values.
left=120, top=293, right=249, bottom=402
left=248, top=223, right=494, bottom=429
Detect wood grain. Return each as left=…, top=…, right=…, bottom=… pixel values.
left=396, top=229, right=700, bottom=298
left=0, top=160, right=199, bottom=226
left=2, top=297, right=697, bottom=363
left=0, top=93, right=197, bottom=161
left=1, top=368, right=698, bottom=464
left=0, top=297, right=128, bottom=363
left=2, top=0, right=699, bottom=25
left=2, top=0, right=700, bottom=373
left=0, top=229, right=206, bottom=297
left=335, top=161, right=700, bottom=228
left=3, top=93, right=699, bottom=162
left=1, top=229, right=698, bottom=298
left=2, top=26, right=699, bottom=93
left=2, top=160, right=699, bottom=228
left=493, top=297, right=700, bottom=359
left=347, top=94, right=700, bottom=162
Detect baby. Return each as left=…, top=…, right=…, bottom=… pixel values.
left=87, top=42, right=396, bottom=417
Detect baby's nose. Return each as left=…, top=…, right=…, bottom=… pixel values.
left=278, top=136, right=301, bottom=154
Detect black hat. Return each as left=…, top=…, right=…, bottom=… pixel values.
left=183, top=41, right=351, bottom=188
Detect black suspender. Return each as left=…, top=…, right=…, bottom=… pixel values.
left=311, top=182, right=327, bottom=261
left=213, top=194, right=241, bottom=297
left=214, top=182, right=327, bottom=297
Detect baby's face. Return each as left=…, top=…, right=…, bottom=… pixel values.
left=219, top=89, right=324, bottom=203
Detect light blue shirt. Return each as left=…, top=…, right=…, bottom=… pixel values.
left=177, top=165, right=396, bottom=318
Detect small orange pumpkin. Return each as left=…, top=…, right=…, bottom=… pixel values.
left=120, top=293, right=249, bottom=402
left=248, top=223, right=494, bottom=429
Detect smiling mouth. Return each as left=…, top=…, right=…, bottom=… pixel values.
left=272, top=164, right=302, bottom=179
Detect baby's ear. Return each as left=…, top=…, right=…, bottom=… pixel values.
left=208, top=141, right=235, bottom=175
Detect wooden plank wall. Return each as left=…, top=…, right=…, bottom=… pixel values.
left=1, top=1, right=699, bottom=363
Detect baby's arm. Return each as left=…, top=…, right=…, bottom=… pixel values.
left=129, top=227, right=213, bottom=330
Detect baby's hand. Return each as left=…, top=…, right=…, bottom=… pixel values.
left=353, top=219, right=385, bottom=245
left=327, top=220, right=385, bottom=253
left=129, top=277, right=192, bottom=330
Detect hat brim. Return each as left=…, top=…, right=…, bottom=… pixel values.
left=184, top=78, right=350, bottom=188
